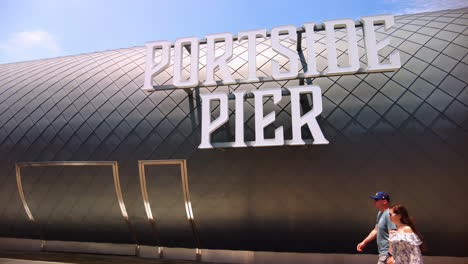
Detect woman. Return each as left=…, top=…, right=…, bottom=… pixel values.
left=387, top=204, right=425, bottom=264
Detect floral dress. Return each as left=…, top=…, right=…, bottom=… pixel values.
left=389, top=232, right=424, bottom=264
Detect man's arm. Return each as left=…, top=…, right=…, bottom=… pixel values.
left=386, top=214, right=397, bottom=263
left=386, top=230, right=395, bottom=264
left=357, top=225, right=377, bottom=252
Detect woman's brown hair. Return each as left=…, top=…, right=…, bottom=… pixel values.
left=390, top=204, right=427, bottom=252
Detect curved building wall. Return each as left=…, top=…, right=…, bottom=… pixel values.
left=0, top=8, right=467, bottom=256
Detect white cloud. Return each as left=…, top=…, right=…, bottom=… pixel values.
left=0, top=31, right=62, bottom=64
left=388, top=0, right=468, bottom=15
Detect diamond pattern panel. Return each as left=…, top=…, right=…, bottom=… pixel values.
left=0, top=8, right=467, bottom=256
left=145, top=164, right=196, bottom=248
left=20, top=166, right=132, bottom=243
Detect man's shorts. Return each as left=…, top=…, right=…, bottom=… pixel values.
left=377, top=254, right=389, bottom=264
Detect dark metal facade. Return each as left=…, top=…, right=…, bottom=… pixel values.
left=0, top=8, right=467, bottom=256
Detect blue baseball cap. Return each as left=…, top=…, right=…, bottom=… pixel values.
left=370, top=191, right=390, bottom=201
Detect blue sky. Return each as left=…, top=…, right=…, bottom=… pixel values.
left=0, top=0, right=466, bottom=64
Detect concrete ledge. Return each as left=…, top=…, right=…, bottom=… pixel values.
left=0, top=238, right=42, bottom=252
left=202, top=249, right=253, bottom=264
left=138, top=245, right=160, bottom=259
left=0, top=258, right=67, bottom=264
left=1, top=237, right=467, bottom=264
left=43, top=240, right=136, bottom=256
left=423, top=256, right=468, bottom=264
left=252, top=252, right=377, bottom=264
left=163, top=247, right=197, bottom=261
left=0, top=258, right=69, bottom=264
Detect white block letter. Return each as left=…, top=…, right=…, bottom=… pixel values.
left=204, top=33, right=235, bottom=86
left=253, top=88, right=284, bottom=147
left=238, top=28, right=267, bottom=82
left=303, top=22, right=320, bottom=77
left=288, top=85, right=329, bottom=145
left=199, top=92, right=229, bottom=149
left=233, top=91, right=246, bottom=147
left=361, top=14, right=401, bottom=72
left=174, top=37, right=200, bottom=88
left=323, top=18, right=360, bottom=75
left=271, top=25, right=299, bottom=80
left=143, top=41, right=171, bottom=91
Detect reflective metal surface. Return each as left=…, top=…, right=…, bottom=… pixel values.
left=138, top=160, right=201, bottom=259
left=15, top=161, right=139, bottom=254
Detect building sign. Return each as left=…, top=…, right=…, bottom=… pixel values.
left=198, top=85, right=329, bottom=149
left=143, top=14, right=401, bottom=149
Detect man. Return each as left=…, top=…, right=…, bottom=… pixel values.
left=357, top=192, right=397, bottom=264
